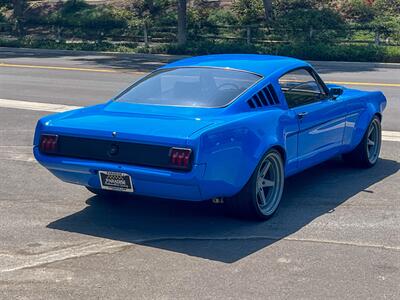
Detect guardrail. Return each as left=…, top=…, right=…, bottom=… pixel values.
left=0, top=23, right=399, bottom=47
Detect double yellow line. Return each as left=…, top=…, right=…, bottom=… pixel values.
left=0, top=62, right=119, bottom=73
left=324, top=80, right=400, bottom=87
left=1, top=62, right=399, bottom=87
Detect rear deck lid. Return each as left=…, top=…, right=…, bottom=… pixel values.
left=43, top=102, right=215, bottom=145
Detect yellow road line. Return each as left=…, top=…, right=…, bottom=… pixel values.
left=0, top=62, right=120, bottom=73
left=325, top=80, right=400, bottom=87
left=0, top=62, right=399, bottom=87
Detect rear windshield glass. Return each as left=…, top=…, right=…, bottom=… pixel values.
left=115, top=67, right=261, bottom=108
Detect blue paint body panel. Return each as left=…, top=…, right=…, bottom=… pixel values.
left=33, top=54, right=387, bottom=201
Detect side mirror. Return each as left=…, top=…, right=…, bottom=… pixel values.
left=329, top=87, right=343, bottom=99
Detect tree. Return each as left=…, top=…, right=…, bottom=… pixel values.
left=262, top=0, right=272, bottom=22
left=129, top=0, right=169, bottom=47
left=232, top=0, right=263, bottom=25
left=11, top=0, right=25, bottom=35
left=12, top=0, right=23, bottom=19
left=177, top=0, right=187, bottom=45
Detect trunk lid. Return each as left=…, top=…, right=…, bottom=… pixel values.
left=44, top=102, right=215, bottom=146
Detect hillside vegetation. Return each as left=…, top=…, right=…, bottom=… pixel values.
left=1, top=0, right=399, bottom=62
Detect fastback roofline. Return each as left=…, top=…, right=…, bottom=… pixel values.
left=158, top=65, right=264, bottom=78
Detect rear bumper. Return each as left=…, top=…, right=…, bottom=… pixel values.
left=34, top=147, right=238, bottom=201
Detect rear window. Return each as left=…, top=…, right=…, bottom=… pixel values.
left=115, top=67, right=261, bottom=108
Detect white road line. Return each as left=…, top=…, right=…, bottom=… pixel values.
left=0, top=98, right=399, bottom=142
left=382, top=131, right=400, bottom=142
left=0, top=146, right=36, bottom=163
left=0, top=98, right=81, bottom=112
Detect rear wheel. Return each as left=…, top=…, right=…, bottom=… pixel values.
left=343, top=116, right=381, bottom=168
left=225, top=149, right=285, bottom=220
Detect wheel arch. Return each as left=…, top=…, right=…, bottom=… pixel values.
left=374, top=112, right=382, bottom=122
left=270, top=145, right=286, bottom=166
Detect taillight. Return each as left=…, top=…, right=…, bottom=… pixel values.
left=39, top=134, right=58, bottom=154
left=169, top=147, right=192, bottom=169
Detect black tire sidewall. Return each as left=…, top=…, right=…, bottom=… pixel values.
left=364, top=116, right=381, bottom=167
left=249, top=149, right=285, bottom=219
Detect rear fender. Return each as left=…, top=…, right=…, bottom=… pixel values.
left=347, top=91, right=386, bottom=150
left=195, top=110, right=288, bottom=197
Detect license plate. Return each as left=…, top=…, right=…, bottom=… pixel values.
left=99, top=171, right=134, bottom=192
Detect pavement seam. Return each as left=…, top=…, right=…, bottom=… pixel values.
left=1, top=236, right=399, bottom=273
left=134, top=236, right=400, bottom=252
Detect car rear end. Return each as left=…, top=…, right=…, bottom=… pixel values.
left=33, top=106, right=220, bottom=201
left=33, top=65, right=265, bottom=201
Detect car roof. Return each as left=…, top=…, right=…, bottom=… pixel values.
left=160, top=54, right=309, bottom=77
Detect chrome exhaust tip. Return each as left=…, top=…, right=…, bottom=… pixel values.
left=212, top=197, right=224, bottom=204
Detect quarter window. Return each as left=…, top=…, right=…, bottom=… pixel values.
left=279, top=68, right=326, bottom=108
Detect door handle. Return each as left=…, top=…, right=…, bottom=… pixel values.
left=297, top=112, right=308, bottom=119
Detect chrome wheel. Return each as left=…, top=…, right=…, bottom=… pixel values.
left=366, top=118, right=381, bottom=164
left=256, top=151, right=284, bottom=216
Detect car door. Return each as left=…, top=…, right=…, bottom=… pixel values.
left=278, top=67, right=347, bottom=170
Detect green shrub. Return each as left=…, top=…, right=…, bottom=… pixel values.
left=149, top=40, right=400, bottom=63
left=207, top=9, right=237, bottom=27
left=338, top=0, right=375, bottom=23
left=273, top=8, right=346, bottom=43
left=44, top=0, right=129, bottom=40
left=271, top=42, right=395, bottom=62
left=232, top=0, right=264, bottom=25
left=60, top=0, right=90, bottom=14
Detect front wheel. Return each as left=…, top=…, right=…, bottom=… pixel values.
left=225, top=149, right=285, bottom=220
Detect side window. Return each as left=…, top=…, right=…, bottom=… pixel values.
left=279, top=68, right=326, bottom=108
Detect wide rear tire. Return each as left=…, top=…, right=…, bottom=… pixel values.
left=224, top=149, right=285, bottom=220
left=342, top=116, right=381, bottom=168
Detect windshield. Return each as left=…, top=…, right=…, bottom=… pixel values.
left=115, top=67, right=261, bottom=108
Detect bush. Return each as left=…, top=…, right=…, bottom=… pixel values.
left=338, top=0, right=375, bottom=23
left=51, top=5, right=128, bottom=30
left=272, top=0, right=345, bottom=43
left=207, top=9, right=237, bottom=27
left=232, top=0, right=264, bottom=25
left=44, top=0, right=130, bottom=40
left=271, top=42, right=400, bottom=62
left=60, top=0, right=90, bottom=14
left=148, top=40, right=400, bottom=63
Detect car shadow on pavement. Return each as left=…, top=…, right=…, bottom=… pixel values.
left=47, top=158, right=399, bottom=263
left=0, top=47, right=182, bottom=73
left=0, top=48, right=383, bottom=74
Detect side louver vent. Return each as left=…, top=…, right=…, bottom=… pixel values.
left=247, top=84, right=280, bottom=109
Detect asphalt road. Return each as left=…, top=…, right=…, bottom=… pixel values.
left=0, top=48, right=399, bottom=299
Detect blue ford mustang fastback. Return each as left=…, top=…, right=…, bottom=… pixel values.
left=34, top=54, right=386, bottom=220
